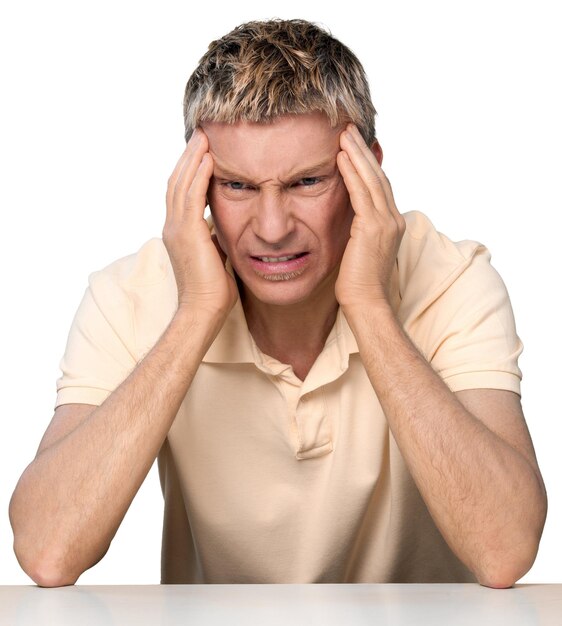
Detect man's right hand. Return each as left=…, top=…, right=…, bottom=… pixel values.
left=10, top=128, right=241, bottom=588
left=163, top=127, right=238, bottom=318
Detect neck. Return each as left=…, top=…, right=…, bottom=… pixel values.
left=240, top=281, right=339, bottom=378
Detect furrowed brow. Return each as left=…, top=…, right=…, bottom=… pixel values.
left=283, top=156, right=336, bottom=180
left=213, top=156, right=336, bottom=185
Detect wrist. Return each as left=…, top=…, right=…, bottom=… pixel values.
left=340, top=298, right=395, bottom=323
left=172, top=303, right=230, bottom=346
left=341, top=299, right=397, bottom=342
left=175, top=300, right=231, bottom=325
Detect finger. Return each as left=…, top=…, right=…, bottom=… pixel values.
left=341, top=124, right=403, bottom=223
left=166, top=129, right=209, bottom=221
left=342, top=125, right=402, bottom=222
left=165, top=148, right=190, bottom=223
left=339, top=131, right=389, bottom=216
left=180, top=152, right=214, bottom=223
left=169, top=129, right=209, bottom=211
left=347, top=123, right=381, bottom=174
left=337, top=149, right=406, bottom=248
left=166, top=130, right=200, bottom=199
left=211, top=233, right=228, bottom=266
left=337, top=150, right=382, bottom=220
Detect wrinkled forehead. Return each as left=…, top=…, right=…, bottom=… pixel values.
left=201, top=112, right=344, bottom=181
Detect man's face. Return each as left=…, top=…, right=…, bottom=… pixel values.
left=203, top=112, right=354, bottom=308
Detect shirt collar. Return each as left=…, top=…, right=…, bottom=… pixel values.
left=202, top=256, right=401, bottom=365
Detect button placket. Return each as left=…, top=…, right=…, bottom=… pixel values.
left=246, top=314, right=353, bottom=460
left=293, top=389, right=334, bottom=460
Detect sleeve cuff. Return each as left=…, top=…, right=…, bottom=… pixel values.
left=442, top=371, right=521, bottom=396
left=54, top=387, right=112, bottom=410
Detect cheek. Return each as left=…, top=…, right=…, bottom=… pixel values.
left=208, top=199, right=230, bottom=252
left=321, top=188, right=354, bottom=256
left=317, top=182, right=354, bottom=232
left=326, top=175, right=351, bottom=208
left=208, top=198, right=249, bottom=255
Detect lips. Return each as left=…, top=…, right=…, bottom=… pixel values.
left=249, top=252, right=310, bottom=277
left=253, top=253, right=306, bottom=263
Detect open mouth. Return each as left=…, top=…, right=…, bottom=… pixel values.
left=249, top=252, right=310, bottom=278
left=252, top=252, right=308, bottom=263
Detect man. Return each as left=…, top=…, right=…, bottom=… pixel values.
left=10, top=18, right=547, bottom=588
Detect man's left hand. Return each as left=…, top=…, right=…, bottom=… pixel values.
left=335, top=123, right=406, bottom=311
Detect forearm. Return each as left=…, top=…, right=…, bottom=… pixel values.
left=10, top=306, right=222, bottom=586
left=343, top=302, right=547, bottom=588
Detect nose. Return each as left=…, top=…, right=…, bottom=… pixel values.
left=251, top=190, right=296, bottom=247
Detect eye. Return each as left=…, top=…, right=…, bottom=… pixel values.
left=225, top=181, right=250, bottom=191
left=297, top=177, right=321, bottom=187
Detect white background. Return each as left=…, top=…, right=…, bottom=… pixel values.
left=1, top=0, right=560, bottom=584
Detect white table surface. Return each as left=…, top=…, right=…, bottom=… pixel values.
left=1, top=583, right=561, bottom=625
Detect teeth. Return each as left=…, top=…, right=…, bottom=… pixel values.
left=258, top=255, right=299, bottom=263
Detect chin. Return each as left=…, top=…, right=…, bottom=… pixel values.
left=245, top=283, right=312, bottom=307
left=241, top=272, right=337, bottom=308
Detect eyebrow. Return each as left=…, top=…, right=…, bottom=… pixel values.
left=212, top=156, right=336, bottom=184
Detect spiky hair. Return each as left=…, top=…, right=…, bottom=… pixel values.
left=183, top=19, right=377, bottom=144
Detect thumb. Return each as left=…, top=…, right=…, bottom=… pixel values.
left=211, top=234, right=228, bottom=267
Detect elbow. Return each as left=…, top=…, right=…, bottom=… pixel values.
left=11, top=520, right=110, bottom=588
left=475, top=537, right=543, bottom=590
left=9, top=493, right=89, bottom=588
left=13, top=539, right=79, bottom=588
left=10, top=503, right=76, bottom=587
left=475, top=553, right=530, bottom=589
left=28, top=565, right=78, bottom=589
left=12, top=529, right=110, bottom=588
left=477, top=570, right=518, bottom=589
left=478, top=482, right=548, bottom=589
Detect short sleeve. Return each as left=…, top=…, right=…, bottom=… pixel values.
left=54, top=272, right=138, bottom=410
left=427, top=246, right=524, bottom=396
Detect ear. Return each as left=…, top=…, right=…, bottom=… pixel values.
left=371, top=140, right=383, bottom=166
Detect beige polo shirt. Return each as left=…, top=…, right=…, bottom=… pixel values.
left=55, top=210, right=523, bottom=583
